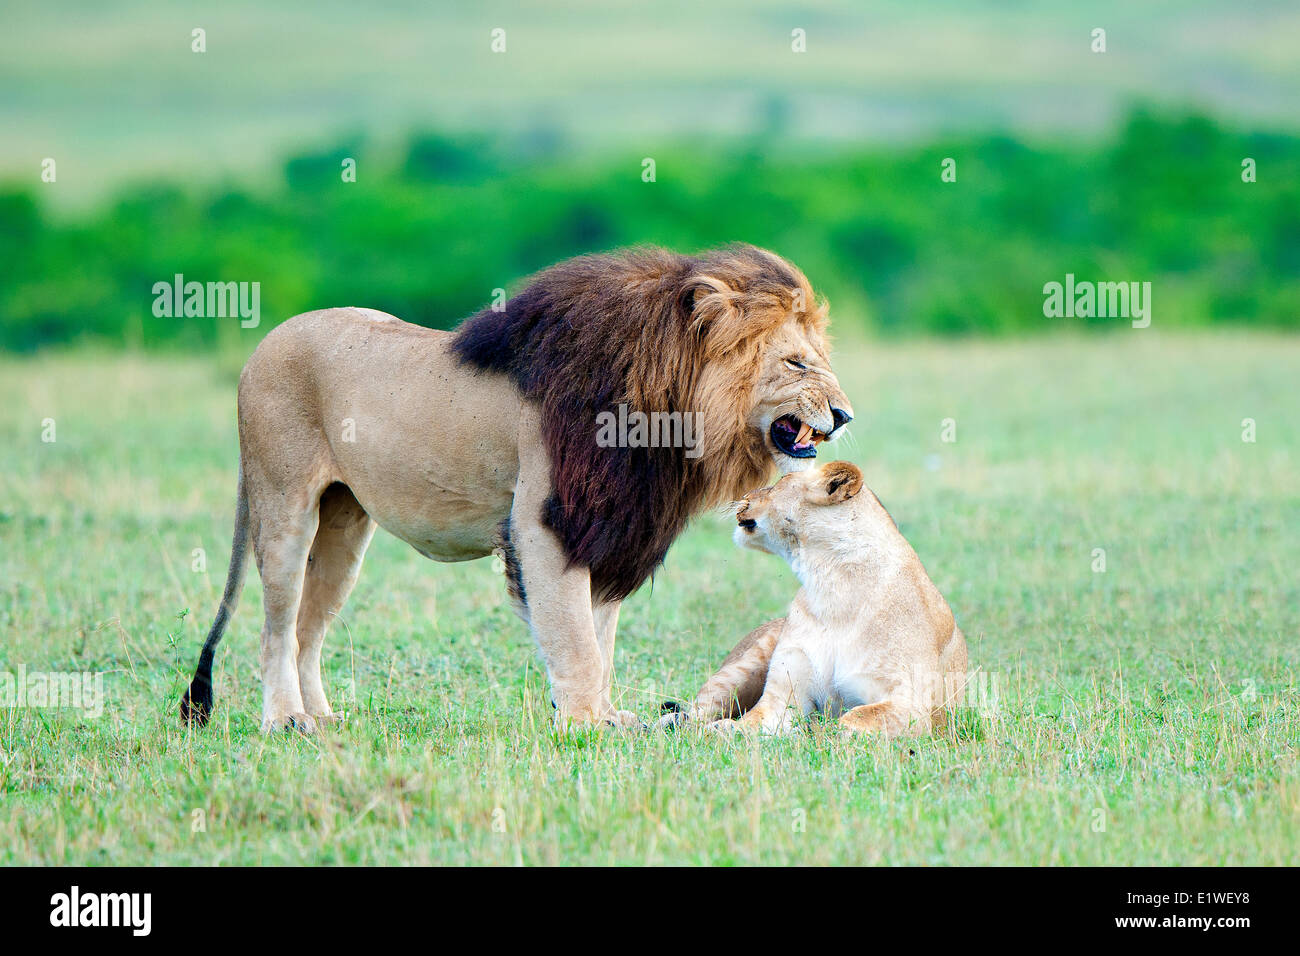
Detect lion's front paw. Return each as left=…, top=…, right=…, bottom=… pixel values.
left=553, top=706, right=646, bottom=734
left=603, top=708, right=647, bottom=732
left=261, top=711, right=318, bottom=735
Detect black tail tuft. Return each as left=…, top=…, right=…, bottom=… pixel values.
left=181, top=465, right=249, bottom=730
left=660, top=699, right=684, bottom=714
left=180, top=674, right=214, bottom=726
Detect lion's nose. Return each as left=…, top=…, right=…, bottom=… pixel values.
left=831, top=406, right=853, bottom=431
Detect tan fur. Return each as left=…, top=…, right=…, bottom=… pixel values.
left=185, top=247, right=853, bottom=734
left=668, top=618, right=786, bottom=723
left=672, top=462, right=968, bottom=739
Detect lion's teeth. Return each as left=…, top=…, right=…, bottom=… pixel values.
left=796, top=422, right=813, bottom=445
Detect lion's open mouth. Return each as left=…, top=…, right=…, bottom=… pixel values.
left=769, top=414, right=826, bottom=459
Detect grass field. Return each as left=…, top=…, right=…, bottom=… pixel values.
left=1, top=331, right=1297, bottom=865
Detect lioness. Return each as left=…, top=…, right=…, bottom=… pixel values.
left=663, top=462, right=966, bottom=737
left=180, top=245, right=853, bottom=733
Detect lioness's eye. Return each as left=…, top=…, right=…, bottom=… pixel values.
left=785, top=358, right=806, bottom=370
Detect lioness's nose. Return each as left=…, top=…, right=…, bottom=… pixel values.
left=831, top=406, right=853, bottom=431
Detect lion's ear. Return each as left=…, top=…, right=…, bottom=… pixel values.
left=677, top=282, right=699, bottom=316
left=814, top=462, right=863, bottom=505
left=679, top=273, right=745, bottom=349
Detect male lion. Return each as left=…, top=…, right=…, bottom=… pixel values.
left=663, top=462, right=967, bottom=737
left=180, top=245, right=853, bottom=733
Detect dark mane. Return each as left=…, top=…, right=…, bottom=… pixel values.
left=450, top=244, right=811, bottom=601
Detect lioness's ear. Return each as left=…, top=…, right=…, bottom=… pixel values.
left=816, top=461, right=863, bottom=504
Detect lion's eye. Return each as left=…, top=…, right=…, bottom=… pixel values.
left=785, top=358, right=807, bottom=371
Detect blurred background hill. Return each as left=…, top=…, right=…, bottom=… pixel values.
left=1, top=0, right=1297, bottom=349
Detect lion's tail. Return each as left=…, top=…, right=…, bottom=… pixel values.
left=180, top=463, right=251, bottom=727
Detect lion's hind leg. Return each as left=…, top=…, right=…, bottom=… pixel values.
left=660, top=617, right=785, bottom=729
left=246, top=480, right=320, bottom=734
left=295, top=482, right=376, bottom=724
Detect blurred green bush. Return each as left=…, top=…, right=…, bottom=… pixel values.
left=0, top=108, right=1295, bottom=352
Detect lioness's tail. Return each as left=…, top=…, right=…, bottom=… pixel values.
left=180, top=466, right=251, bottom=727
